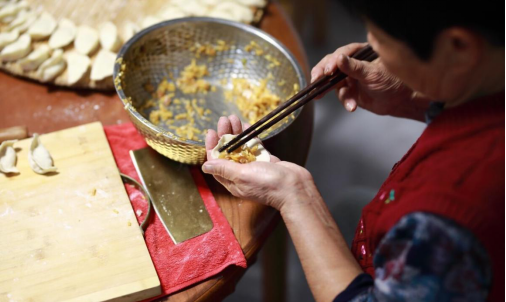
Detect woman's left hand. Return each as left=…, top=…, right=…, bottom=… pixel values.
left=202, top=115, right=316, bottom=212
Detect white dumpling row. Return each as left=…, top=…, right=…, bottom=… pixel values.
left=0, top=0, right=265, bottom=86
left=0, top=140, right=19, bottom=174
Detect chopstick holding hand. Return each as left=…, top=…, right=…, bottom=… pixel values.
left=311, top=42, right=431, bottom=121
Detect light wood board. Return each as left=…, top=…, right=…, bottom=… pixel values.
left=0, top=122, right=161, bottom=302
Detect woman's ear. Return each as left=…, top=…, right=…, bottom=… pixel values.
left=431, top=27, right=484, bottom=75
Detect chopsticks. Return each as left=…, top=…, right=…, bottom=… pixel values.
left=218, top=44, right=378, bottom=154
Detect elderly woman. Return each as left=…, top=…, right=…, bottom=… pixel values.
left=202, top=0, right=504, bottom=301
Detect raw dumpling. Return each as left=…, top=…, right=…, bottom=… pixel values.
left=28, top=133, right=57, bottom=174
left=90, top=49, right=115, bottom=81
left=0, top=1, right=27, bottom=21
left=48, top=18, right=76, bottom=49
left=120, top=21, right=139, bottom=42
left=27, top=12, right=57, bottom=40
left=0, top=28, right=19, bottom=49
left=19, top=44, right=51, bottom=71
left=74, top=25, right=99, bottom=55
left=0, top=140, right=19, bottom=174
left=6, top=9, right=33, bottom=30
left=65, top=51, right=90, bottom=85
left=99, top=21, right=121, bottom=52
left=211, top=134, right=270, bottom=163
left=0, top=33, right=31, bottom=62
left=13, top=13, right=36, bottom=33
left=37, top=48, right=66, bottom=82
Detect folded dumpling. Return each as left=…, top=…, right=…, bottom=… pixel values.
left=211, top=134, right=270, bottom=163
left=28, top=133, right=57, bottom=174
left=0, top=140, right=19, bottom=174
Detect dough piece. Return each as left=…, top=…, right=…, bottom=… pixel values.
left=74, top=25, right=99, bottom=55
left=0, top=33, right=31, bottom=62
left=158, top=5, right=187, bottom=20
left=141, top=15, right=161, bottom=29
left=211, top=134, right=270, bottom=162
left=18, top=44, right=51, bottom=71
left=27, top=12, right=57, bottom=40
left=99, top=21, right=121, bottom=52
left=0, top=140, right=18, bottom=174
left=37, top=48, right=66, bottom=82
left=0, top=28, right=19, bottom=49
left=65, top=51, right=90, bottom=85
left=0, top=1, right=27, bottom=21
left=208, top=2, right=253, bottom=23
left=48, top=18, right=76, bottom=49
left=120, top=21, right=139, bottom=42
left=90, top=49, right=115, bottom=81
left=28, top=133, right=57, bottom=174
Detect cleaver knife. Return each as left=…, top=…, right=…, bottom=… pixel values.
left=130, top=147, right=213, bottom=244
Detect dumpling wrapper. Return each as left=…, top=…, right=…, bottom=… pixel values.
left=27, top=12, right=57, bottom=40
left=90, top=49, right=115, bottom=81
left=0, top=28, right=19, bottom=49
left=211, top=134, right=270, bottom=162
left=0, top=140, right=19, bottom=174
left=19, top=44, right=51, bottom=71
left=48, top=18, right=76, bottom=49
left=0, top=33, right=31, bottom=62
left=99, top=21, right=121, bottom=52
left=28, top=133, right=57, bottom=174
left=65, top=51, right=90, bottom=85
left=74, top=25, right=99, bottom=55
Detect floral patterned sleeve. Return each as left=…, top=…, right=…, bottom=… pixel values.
left=334, top=212, right=492, bottom=302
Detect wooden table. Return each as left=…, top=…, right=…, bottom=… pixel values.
left=0, top=3, right=313, bottom=301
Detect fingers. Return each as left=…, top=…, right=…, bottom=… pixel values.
left=336, top=54, right=370, bottom=80
left=270, top=155, right=281, bottom=163
left=310, top=42, right=367, bottom=83
left=202, top=159, right=241, bottom=181
left=228, top=115, right=243, bottom=135
left=217, top=116, right=232, bottom=137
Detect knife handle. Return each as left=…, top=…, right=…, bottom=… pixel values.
left=0, top=126, right=28, bottom=143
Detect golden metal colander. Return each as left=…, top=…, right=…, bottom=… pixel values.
left=113, top=17, right=306, bottom=165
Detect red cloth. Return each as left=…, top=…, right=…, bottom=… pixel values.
left=351, top=91, right=505, bottom=302
left=103, top=123, right=247, bottom=301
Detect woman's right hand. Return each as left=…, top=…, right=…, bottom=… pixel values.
left=311, top=42, right=431, bottom=121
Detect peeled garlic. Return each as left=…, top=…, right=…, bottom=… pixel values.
left=0, top=33, right=31, bottom=62
left=99, top=21, right=121, bottom=52
left=18, top=44, right=51, bottom=71
left=0, top=140, right=18, bottom=174
left=0, top=28, right=19, bottom=49
left=65, top=51, right=90, bottom=85
left=27, top=12, right=57, bottom=40
left=0, top=1, right=27, bottom=21
left=48, top=18, right=76, bottom=49
left=211, top=134, right=270, bottom=162
left=14, top=13, right=36, bottom=33
left=6, top=9, right=31, bottom=30
left=120, top=21, right=139, bottom=42
left=74, top=25, right=99, bottom=55
left=28, top=133, right=57, bottom=174
left=90, top=49, right=115, bottom=81
left=37, top=48, right=65, bottom=82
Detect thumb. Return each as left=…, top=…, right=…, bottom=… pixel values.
left=202, top=159, right=240, bottom=180
left=337, top=54, right=369, bottom=80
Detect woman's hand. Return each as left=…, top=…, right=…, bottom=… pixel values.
left=202, top=115, right=317, bottom=212
left=311, top=42, right=431, bottom=121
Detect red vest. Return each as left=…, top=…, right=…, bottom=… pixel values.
left=351, top=92, right=505, bottom=302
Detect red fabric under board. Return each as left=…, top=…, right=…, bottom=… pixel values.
left=103, top=123, right=247, bottom=301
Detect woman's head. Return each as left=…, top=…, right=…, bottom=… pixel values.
left=340, top=0, right=505, bottom=103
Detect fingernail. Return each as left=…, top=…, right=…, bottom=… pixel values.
left=310, top=74, right=316, bottom=82
left=202, top=163, right=214, bottom=173
left=345, top=101, right=354, bottom=112
left=324, top=66, right=331, bottom=74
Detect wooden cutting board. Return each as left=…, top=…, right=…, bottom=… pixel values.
left=0, top=122, right=160, bottom=302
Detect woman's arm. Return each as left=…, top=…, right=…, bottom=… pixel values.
left=203, top=116, right=362, bottom=302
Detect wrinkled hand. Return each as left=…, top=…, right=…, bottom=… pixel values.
left=202, top=115, right=316, bottom=211
left=311, top=42, right=429, bottom=119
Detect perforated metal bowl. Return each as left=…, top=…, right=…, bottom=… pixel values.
left=113, top=17, right=306, bottom=165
